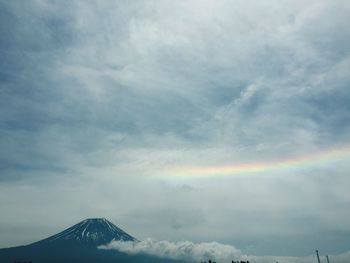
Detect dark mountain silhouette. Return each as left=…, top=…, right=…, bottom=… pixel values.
left=0, top=218, right=187, bottom=263
left=32, top=218, right=136, bottom=247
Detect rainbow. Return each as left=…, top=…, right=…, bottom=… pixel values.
left=167, top=145, right=350, bottom=178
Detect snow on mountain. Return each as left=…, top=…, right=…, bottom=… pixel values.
left=32, top=218, right=136, bottom=247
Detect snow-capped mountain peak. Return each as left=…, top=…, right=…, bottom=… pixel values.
left=33, top=218, right=136, bottom=247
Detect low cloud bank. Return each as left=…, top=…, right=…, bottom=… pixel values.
left=99, top=238, right=242, bottom=262
left=100, top=239, right=350, bottom=263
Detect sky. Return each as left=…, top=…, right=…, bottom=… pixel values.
left=0, top=0, right=350, bottom=258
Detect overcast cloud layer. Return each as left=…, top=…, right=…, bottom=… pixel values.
left=1, top=0, right=350, bottom=257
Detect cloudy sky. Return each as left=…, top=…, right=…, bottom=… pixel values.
left=1, top=0, right=350, bottom=258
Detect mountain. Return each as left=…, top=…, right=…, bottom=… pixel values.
left=0, top=218, right=187, bottom=263
left=32, top=218, right=136, bottom=248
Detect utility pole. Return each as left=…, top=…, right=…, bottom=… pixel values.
left=316, top=250, right=321, bottom=263
left=326, top=255, right=330, bottom=263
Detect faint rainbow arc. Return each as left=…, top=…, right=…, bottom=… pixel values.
left=167, top=145, right=350, bottom=177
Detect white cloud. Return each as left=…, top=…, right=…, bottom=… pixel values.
left=101, top=239, right=350, bottom=263
left=100, top=238, right=242, bottom=262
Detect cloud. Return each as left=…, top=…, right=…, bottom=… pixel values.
left=1, top=0, right=350, bottom=174
left=100, top=239, right=242, bottom=262
left=101, top=239, right=350, bottom=263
